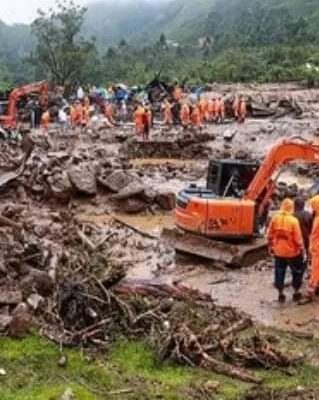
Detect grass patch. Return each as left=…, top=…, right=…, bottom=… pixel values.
left=0, top=335, right=318, bottom=399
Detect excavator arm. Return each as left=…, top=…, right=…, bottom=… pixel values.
left=0, top=81, right=49, bottom=129
left=244, top=139, right=319, bottom=206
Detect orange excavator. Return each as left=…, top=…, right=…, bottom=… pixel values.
left=163, top=138, right=319, bottom=267
left=0, top=81, right=49, bottom=129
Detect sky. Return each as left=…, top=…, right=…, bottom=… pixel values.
left=0, top=0, right=164, bottom=24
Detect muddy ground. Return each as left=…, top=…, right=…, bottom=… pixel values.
left=1, top=82, right=319, bottom=341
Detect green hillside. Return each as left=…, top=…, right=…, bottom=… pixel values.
left=1, top=0, right=319, bottom=86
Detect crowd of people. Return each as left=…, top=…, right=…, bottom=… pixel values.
left=31, top=83, right=248, bottom=138
left=267, top=195, right=319, bottom=304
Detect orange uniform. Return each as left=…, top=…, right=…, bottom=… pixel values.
left=267, top=199, right=304, bottom=259
left=207, top=99, right=217, bottom=121
left=41, top=110, right=50, bottom=130
left=219, top=98, right=225, bottom=121
left=134, top=105, right=146, bottom=136
left=82, top=105, right=90, bottom=126
left=191, top=105, right=202, bottom=128
left=180, top=103, right=191, bottom=127
left=198, top=98, right=208, bottom=122
left=233, top=96, right=239, bottom=119
left=162, top=101, right=173, bottom=125
left=238, top=99, right=247, bottom=123
left=308, top=195, right=319, bottom=295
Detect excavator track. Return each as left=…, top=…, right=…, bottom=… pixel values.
left=161, top=228, right=268, bottom=268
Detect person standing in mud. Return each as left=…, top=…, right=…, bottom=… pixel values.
left=267, top=198, right=305, bottom=303
left=143, top=103, right=152, bottom=141
left=300, top=195, right=319, bottom=303
left=294, top=197, right=313, bottom=261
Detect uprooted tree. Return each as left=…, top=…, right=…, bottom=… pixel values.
left=30, top=0, right=98, bottom=86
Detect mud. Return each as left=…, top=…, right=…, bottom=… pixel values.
left=1, top=82, right=319, bottom=337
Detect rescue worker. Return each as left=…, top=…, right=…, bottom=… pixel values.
left=134, top=103, right=146, bottom=138
left=70, top=103, right=77, bottom=128
left=41, top=110, right=50, bottom=131
left=267, top=198, right=305, bottom=303
left=190, top=103, right=202, bottom=130
left=233, top=95, right=239, bottom=119
left=162, top=99, right=173, bottom=125
left=74, top=101, right=83, bottom=127
left=301, top=195, right=319, bottom=302
left=198, top=96, right=208, bottom=123
left=180, top=101, right=191, bottom=129
left=144, top=103, right=152, bottom=140
left=219, top=96, right=225, bottom=122
left=294, top=197, right=313, bottom=257
left=82, top=102, right=90, bottom=127
left=237, top=96, right=247, bottom=123
left=207, top=97, right=217, bottom=122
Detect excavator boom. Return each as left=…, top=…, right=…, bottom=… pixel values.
left=163, top=138, right=319, bottom=268
left=0, top=81, right=49, bottom=129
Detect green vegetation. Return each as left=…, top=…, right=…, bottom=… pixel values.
left=1, top=0, right=319, bottom=87
left=0, top=334, right=319, bottom=399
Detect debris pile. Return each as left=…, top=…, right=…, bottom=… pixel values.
left=42, top=268, right=300, bottom=384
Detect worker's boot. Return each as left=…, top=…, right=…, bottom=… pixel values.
left=278, top=292, right=286, bottom=304
left=292, top=292, right=302, bottom=302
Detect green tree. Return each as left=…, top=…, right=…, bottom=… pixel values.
left=30, top=0, right=98, bottom=86
left=0, top=61, right=12, bottom=91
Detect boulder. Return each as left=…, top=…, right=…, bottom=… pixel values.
left=118, top=198, right=148, bottom=214
left=9, top=303, right=33, bottom=338
left=0, top=314, right=13, bottom=332
left=155, top=192, right=176, bottom=210
left=99, top=170, right=132, bottom=192
left=68, top=163, right=97, bottom=195
left=48, top=172, right=73, bottom=201
left=114, top=182, right=145, bottom=200
left=0, top=290, right=23, bottom=306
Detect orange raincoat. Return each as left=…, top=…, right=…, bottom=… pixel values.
left=162, top=101, right=173, bottom=125
left=134, top=105, right=146, bottom=136
left=191, top=105, right=202, bottom=128
left=308, top=195, right=319, bottom=294
left=41, top=110, right=50, bottom=130
left=180, top=103, right=191, bottom=127
left=267, top=198, right=304, bottom=259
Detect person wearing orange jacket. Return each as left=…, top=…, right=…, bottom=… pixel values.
left=198, top=96, right=208, bottom=123
left=134, top=103, right=146, bottom=137
left=207, top=97, right=217, bottom=122
left=144, top=104, right=152, bottom=140
left=82, top=103, right=90, bottom=127
left=70, top=104, right=77, bottom=128
left=301, top=195, right=319, bottom=303
left=41, top=110, right=50, bottom=131
left=219, top=97, right=225, bottom=122
left=180, top=102, right=191, bottom=129
left=267, top=198, right=305, bottom=303
left=162, top=99, right=173, bottom=125
left=190, top=103, right=202, bottom=130
left=233, top=95, right=239, bottom=119
left=238, top=96, right=247, bottom=123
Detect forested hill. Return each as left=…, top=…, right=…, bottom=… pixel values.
left=1, top=0, right=319, bottom=87
left=84, top=0, right=319, bottom=46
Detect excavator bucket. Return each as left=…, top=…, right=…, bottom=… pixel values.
left=161, top=228, right=268, bottom=268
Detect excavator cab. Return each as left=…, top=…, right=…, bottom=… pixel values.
left=207, top=159, right=260, bottom=198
